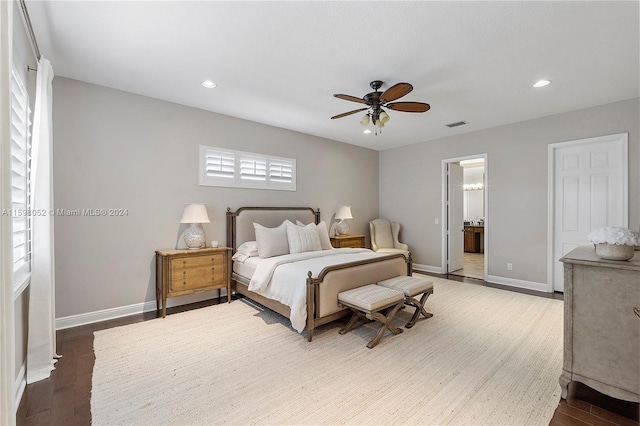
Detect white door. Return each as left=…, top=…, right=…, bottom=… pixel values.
left=448, top=163, right=464, bottom=272
left=552, top=134, right=628, bottom=291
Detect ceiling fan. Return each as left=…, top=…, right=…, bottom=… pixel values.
left=330, top=80, right=431, bottom=132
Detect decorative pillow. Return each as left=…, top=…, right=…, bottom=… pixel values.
left=286, top=221, right=322, bottom=254
left=254, top=222, right=289, bottom=258
left=237, top=241, right=259, bottom=257
left=296, top=220, right=333, bottom=250
left=232, top=241, right=259, bottom=263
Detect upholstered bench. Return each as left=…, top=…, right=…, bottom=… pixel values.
left=338, top=284, right=405, bottom=349
left=377, top=276, right=434, bottom=328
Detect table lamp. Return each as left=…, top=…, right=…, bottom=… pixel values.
left=335, top=205, right=353, bottom=236
left=180, top=203, right=210, bottom=249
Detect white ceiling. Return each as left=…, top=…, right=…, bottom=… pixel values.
left=26, top=1, right=639, bottom=151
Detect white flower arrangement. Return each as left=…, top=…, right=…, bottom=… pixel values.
left=587, top=226, right=640, bottom=246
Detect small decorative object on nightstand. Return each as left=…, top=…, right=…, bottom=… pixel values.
left=180, top=203, right=210, bottom=249
left=155, top=247, right=231, bottom=318
left=335, top=205, right=353, bottom=235
left=330, top=234, right=365, bottom=249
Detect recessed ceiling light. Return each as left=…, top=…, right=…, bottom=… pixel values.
left=363, top=129, right=372, bottom=134
left=533, top=79, right=551, bottom=88
left=201, top=80, right=216, bottom=89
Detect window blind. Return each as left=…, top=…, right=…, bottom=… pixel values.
left=10, top=69, right=32, bottom=285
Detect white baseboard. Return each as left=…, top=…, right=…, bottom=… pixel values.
left=486, top=275, right=550, bottom=293
left=14, top=361, right=25, bottom=413
left=412, top=263, right=443, bottom=274
left=55, top=289, right=229, bottom=330
left=412, top=263, right=551, bottom=293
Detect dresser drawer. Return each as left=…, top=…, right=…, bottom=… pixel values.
left=169, top=271, right=226, bottom=292
left=330, top=235, right=365, bottom=249
left=170, top=253, right=225, bottom=269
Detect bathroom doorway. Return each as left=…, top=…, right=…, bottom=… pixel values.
left=442, top=155, right=487, bottom=280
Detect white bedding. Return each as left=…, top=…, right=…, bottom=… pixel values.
left=233, top=256, right=262, bottom=279
left=247, top=248, right=386, bottom=333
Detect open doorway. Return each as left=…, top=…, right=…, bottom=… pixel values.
left=442, top=155, right=487, bottom=280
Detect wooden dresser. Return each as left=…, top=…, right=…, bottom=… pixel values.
left=155, top=247, right=231, bottom=318
left=559, top=245, right=639, bottom=403
left=330, top=234, right=365, bottom=248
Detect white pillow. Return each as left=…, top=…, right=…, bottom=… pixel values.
left=237, top=241, right=259, bottom=257
left=286, top=221, right=322, bottom=254
left=296, top=220, right=333, bottom=250
left=254, top=222, right=289, bottom=258
left=232, top=241, right=259, bottom=263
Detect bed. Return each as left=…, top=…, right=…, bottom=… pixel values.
left=226, top=206, right=412, bottom=341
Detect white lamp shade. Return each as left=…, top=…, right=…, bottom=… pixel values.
left=360, top=114, right=370, bottom=126
left=379, top=110, right=390, bottom=124
left=180, top=203, right=210, bottom=223
left=335, top=205, right=353, bottom=220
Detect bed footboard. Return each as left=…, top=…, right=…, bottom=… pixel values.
left=305, top=253, right=411, bottom=341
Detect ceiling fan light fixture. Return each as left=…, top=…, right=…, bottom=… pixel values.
left=360, top=114, right=370, bottom=126
left=379, top=110, right=390, bottom=124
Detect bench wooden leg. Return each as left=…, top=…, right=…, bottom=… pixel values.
left=405, top=289, right=433, bottom=329
left=365, top=301, right=404, bottom=349
left=339, top=310, right=369, bottom=335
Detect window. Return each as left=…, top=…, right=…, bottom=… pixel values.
left=200, top=145, right=296, bottom=191
left=10, top=68, right=32, bottom=290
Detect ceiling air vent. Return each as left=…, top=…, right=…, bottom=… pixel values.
left=446, top=121, right=467, bottom=128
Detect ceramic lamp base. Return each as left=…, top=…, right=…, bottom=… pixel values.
left=184, top=223, right=206, bottom=249
left=336, top=220, right=350, bottom=236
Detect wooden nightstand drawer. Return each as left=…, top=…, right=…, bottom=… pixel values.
left=330, top=234, right=365, bottom=249
left=169, top=268, right=226, bottom=292
left=170, top=254, right=225, bottom=269
left=156, top=247, right=232, bottom=318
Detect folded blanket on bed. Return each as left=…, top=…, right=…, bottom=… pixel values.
left=249, top=248, right=369, bottom=292
left=248, top=248, right=383, bottom=332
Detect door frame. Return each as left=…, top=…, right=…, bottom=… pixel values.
left=546, top=133, right=628, bottom=292
left=441, top=153, right=488, bottom=278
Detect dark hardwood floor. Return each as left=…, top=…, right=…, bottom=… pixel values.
left=16, top=283, right=639, bottom=426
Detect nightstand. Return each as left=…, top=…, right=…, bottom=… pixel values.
left=330, top=234, right=365, bottom=249
left=155, top=247, right=231, bottom=318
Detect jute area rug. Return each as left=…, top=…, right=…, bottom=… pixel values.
left=91, top=277, right=563, bottom=425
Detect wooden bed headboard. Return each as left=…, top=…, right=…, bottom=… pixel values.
left=226, top=206, right=320, bottom=251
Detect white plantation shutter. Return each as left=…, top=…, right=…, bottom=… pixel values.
left=200, top=146, right=235, bottom=185
left=268, top=157, right=295, bottom=189
left=200, top=145, right=296, bottom=191
left=239, top=154, right=267, bottom=183
left=10, top=68, right=32, bottom=286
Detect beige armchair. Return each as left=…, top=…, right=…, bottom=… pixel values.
left=369, top=218, right=410, bottom=258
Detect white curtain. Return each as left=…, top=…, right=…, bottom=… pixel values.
left=0, top=0, right=16, bottom=422
left=26, top=57, right=58, bottom=384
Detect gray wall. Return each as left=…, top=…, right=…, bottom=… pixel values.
left=52, top=77, right=380, bottom=318
left=380, top=98, right=639, bottom=287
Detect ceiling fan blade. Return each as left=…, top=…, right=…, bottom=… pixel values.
left=330, top=107, right=369, bottom=119
left=334, top=94, right=369, bottom=105
left=380, top=82, right=413, bottom=103
left=385, top=101, right=431, bottom=113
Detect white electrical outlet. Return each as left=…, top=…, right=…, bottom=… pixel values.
left=507, top=263, right=513, bottom=271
